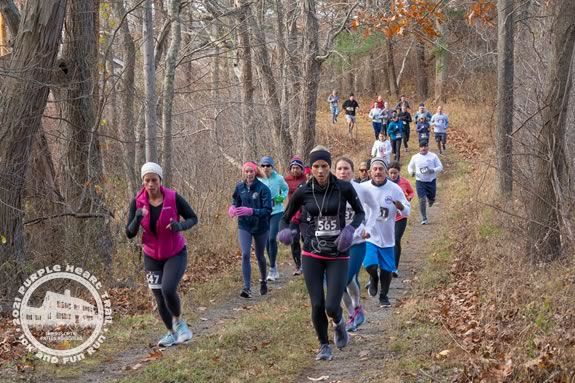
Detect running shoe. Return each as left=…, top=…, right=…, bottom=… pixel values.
left=240, top=288, right=252, bottom=298
left=267, top=268, right=279, bottom=281
left=379, top=296, right=391, bottom=308
left=345, top=315, right=357, bottom=332
left=421, top=219, right=428, bottom=225
left=392, top=271, right=399, bottom=278
left=368, top=274, right=378, bottom=297
left=353, top=306, right=366, bottom=328
left=174, top=320, right=192, bottom=344
left=293, top=267, right=302, bottom=276
left=260, top=280, right=268, bottom=296
left=334, top=318, right=349, bottom=349
left=157, top=331, right=177, bottom=347
left=428, top=199, right=435, bottom=207
left=315, top=343, right=333, bottom=361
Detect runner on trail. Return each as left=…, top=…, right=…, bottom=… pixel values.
left=285, top=156, right=307, bottom=275
left=334, top=158, right=378, bottom=332
left=327, top=90, right=340, bottom=124
left=395, top=94, right=411, bottom=111
left=375, top=95, right=384, bottom=109
left=407, top=142, right=443, bottom=225
left=430, top=105, right=449, bottom=154
left=354, top=161, right=370, bottom=183
left=258, top=156, right=289, bottom=281
left=371, top=132, right=392, bottom=165
left=398, top=105, right=413, bottom=151
left=230, top=162, right=272, bottom=298
left=414, top=102, right=432, bottom=123
left=368, top=100, right=385, bottom=139
left=360, top=158, right=410, bottom=308
left=126, top=162, right=197, bottom=347
left=387, top=160, right=414, bottom=278
left=381, top=101, right=393, bottom=132
left=387, top=112, right=404, bottom=162
left=342, top=94, right=359, bottom=138
left=277, top=146, right=365, bottom=361
left=416, top=115, right=431, bottom=144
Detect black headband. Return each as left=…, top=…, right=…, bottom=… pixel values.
left=309, top=150, right=332, bottom=167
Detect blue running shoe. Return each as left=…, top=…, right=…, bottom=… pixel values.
left=353, top=306, right=366, bottom=328
left=158, top=331, right=177, bottom=347
left=315, top=344, right=333, bottom=361
left=334, top=318, right=349, bottom=349
left=175, top=320, right=192, bottom=344
left=345, top=315, right=357, bottom=332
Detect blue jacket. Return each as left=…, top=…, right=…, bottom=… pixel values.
left=258, top=170, right=289, bottom=216
left=387, top=120, right=404, bottom=141
left=232, top=178, right=272, bottom=234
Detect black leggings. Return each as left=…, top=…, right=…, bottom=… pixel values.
left=391, top=138, right=402, bottom=161
left=144, top=248, right=187, bottom=330
left=302, top=256, right=348, bottom=344
left=366, top=265, right=393, bottom=299
left=394, top=218, right=408, bottom=268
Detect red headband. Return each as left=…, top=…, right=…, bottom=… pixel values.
left=243, top=161, right=258, bottom=172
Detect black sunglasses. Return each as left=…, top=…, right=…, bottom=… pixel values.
left=359, top=169, right=368, bottom=172
left=260, top=164, right=272, bottom=168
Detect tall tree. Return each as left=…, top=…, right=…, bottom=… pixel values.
left=161, top=0, right=182, bottom=185
left=414, top=39, right=428, bottom=101
left=0, top=0, right=66, bottom=279
left=495, top=0, right=514, bottom=196
left=526, top=0, right=575, bottom=262
left=143, top=0, right=158, bottom=162
left=434, top=19, right=448, bottom=103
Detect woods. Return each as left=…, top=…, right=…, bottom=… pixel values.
left=0, top=0, right=575, bottom=378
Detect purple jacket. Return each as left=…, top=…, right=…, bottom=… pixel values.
left=136, top=186, right=186, bottom=261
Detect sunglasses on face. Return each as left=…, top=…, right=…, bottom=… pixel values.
left=359, top=169, right=368, bottom=172
left=260, top=164, right=272, bottom=168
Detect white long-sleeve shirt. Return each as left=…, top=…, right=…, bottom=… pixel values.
left=345, top=181, right=380, bottom=245
left=371, top=139, right=392, bottom=164
left=360, top=180, right=410, bottom=249
left=407, top=152, right=443, bottom=182
left=430, top=113, right=449, bottom=133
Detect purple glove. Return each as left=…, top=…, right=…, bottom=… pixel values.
left=235, top=207, right=254, bottom=217
left=334, top=225, right=355, bottom=252
left=277, top=228, right=295, bottom=245
left=228, top=205, right=238, bottom=218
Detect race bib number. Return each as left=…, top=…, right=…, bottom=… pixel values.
left=315, top=216, right=341, bottom=236
left=345, top=207, right=354, bottom=225
left=420, top=166, right=430, bottom=174
left=346, top=107, right=354, bottom=112
left=378, top=206, right=390, bottom=221
left=146, top=270, right=163, bottom=290
left=396, top=133, right=402, bottom=138
left=420, top=133, right=428, bottom=139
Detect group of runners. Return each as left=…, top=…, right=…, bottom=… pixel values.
left=125, top=94, right=445, bottom=361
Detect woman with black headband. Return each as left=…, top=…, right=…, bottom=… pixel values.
left=277, top=146, right=365, bottom=361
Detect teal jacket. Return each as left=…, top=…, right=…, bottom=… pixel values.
left=387, top=120, right=404, bottom=141
left=258, top=170, right=289, bottom=216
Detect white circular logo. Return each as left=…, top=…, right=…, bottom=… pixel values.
left=12, top=264, right=113, bottom=364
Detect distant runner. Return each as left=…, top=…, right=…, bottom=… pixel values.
left=407, top=142, right=443, bottom=225
left=342, top=94, right=359, bottom=138
left=430, top=105, right=449, bottom=154
left=327, top=90, right=340, bottom=124
left=371, top=132, right=392, bottom=165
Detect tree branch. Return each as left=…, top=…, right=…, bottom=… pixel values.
left=24, top=212, right=114, bottom=226
left=316, top=2, right=359, bottom=62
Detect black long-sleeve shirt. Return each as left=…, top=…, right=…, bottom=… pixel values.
left=125, top=193, right=198, bottom=238
left=280, top=174, right=364, bottom=257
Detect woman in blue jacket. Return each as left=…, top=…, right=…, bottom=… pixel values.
left=387, top=112, right=404, bottom=162
left=229, top=161, right=273, bottom=298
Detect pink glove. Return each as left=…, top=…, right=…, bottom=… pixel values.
left=235, top=207, right=254, bottom=217
left=228, top=205, right=237, bottom=218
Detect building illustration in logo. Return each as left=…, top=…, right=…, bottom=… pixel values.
left=21, top=289, right=99, bottom=328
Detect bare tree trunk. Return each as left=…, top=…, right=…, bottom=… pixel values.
left=297, top=0, right=322, bottom=159
left=526, top=0, right=575, bottom=262
left=434, top=20, right=448, bottom=103
left=415, top=39, right=428, bottom=101
left=61, top=0, right=113, bottom=266
left=235, top=0, right=257, bottom=161
left=386, top=38, right=399, bottom=99
left=366, top=52, right=376, bottom=95
left=0, top=0, right=66, bottom=271
left=286, top=0, right=301, bottom=144
left=143, top=0, right=158, bottom=162
left=496, top=0, right=514, bottom=196
left=161, top=0, right=182, bottom=186
left=249, top=5, right=292, bottom=168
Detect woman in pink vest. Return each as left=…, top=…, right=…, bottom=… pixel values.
left=126, top=162, right=198, bottom=347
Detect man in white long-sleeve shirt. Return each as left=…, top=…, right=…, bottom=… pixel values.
left=360, top=158, right=410, bottom=307
left=407, top=141, right=443, bottom=225
left=430, top=105, right=449, bottom=154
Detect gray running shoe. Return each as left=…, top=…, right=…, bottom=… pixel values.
left=315, top=343, right=333, bottom=361
left=174, top=320, right=192, bottom=344
left=240, top=288, right=252, bottom=298
left=157, top=331, right=177, bottom=347
left=333, top=318, right=349, bottom=349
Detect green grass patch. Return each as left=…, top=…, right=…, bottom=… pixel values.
left=119, top=280, right=317, bottom=383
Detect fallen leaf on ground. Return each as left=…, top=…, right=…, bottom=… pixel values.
left=307, top=376, right=329, bottom=381
left=436, top=349, right=451, bottom=359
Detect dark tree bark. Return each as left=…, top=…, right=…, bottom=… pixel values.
left=526, top=0, right=575, bottom=262
left=0, top=0, right=66, bottom=286
left=496, top=0, right=514, bottom=196
left=415, top=39, right=428, bottom=101
left=386, top=38, right=399, bottom=99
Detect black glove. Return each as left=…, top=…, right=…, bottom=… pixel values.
left=168, top=221, right=184, bottom=232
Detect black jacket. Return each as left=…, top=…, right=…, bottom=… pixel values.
left=281, top=174, right=365, bottom=257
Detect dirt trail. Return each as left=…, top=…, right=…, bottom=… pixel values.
left=296, top=156, right=452, bottom=383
